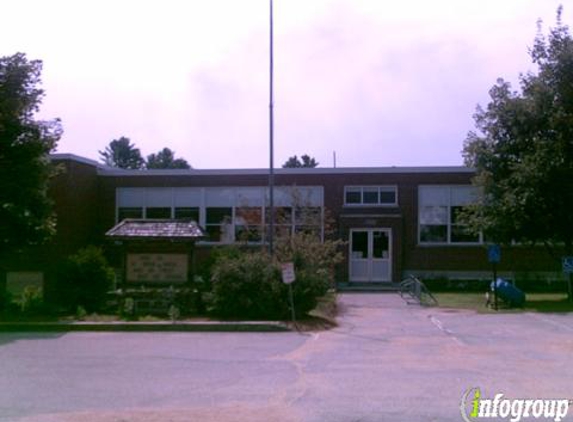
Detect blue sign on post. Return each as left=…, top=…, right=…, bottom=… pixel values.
left=562, top=257, right=573, bottom=274
left=488, top=244, right=501, bottom=264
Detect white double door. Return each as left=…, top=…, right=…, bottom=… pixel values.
left=349, top=229, right=392, bottom=282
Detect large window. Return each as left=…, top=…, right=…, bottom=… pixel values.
left=116, top=186, right=324, bottom=243
left=206, top=207, right=233, bottom=242
left=418, top=186, right=481, bottom=245
left=174, top=207, right=199, bottom=221
left=118, top=207, right=143, bottom=221
left=344, top=186, right=397, bottom=206
left=145, top=207, right=171, bottom=219
left=235, top=207, right=263, bottom=242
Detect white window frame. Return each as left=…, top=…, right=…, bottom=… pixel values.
left=343, top=186, right=398, bottom=207
left=418, top=185, right=482, bottom=246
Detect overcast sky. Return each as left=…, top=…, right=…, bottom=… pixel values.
left=1, top=0, right=566, bottom=168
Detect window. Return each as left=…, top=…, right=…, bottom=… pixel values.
left=265, top=207, right=293, bottom=240
left=145, top=207, right=172, bottom=219
left=344, top=186, right=397, bottom=206
left=418, top=186, right=481, bottom=245
left=450, top=206, right=479, bottom=243
left=363, top=187, right=379, bottom=204
left=174, top=207, right=199, bottom=221
left=294, top=206, right=322, bottom=238
left=206, top=207, right=233, bottom=242
left=118, top=207, right=143, bottom=221
left=345, top=188, right=362, bottom=205
left=235, top=207, right=263, bottom=242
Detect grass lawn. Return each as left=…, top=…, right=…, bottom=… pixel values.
left=433, top=292, right=573, bottom=313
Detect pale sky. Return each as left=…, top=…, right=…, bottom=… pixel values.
left=0, top=0, right=566, bottom=168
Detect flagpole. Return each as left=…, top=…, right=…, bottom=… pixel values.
left=268, top=0, right=275, bottom=255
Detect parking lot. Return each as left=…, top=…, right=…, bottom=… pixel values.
left=1, top=293, right=573, bottom=422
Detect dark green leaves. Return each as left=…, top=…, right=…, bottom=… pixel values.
left=462, top=9, right=573, bottom=252
left=0, top=53, right=61, bottom=254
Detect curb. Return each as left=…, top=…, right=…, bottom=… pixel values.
left=0, top=321, right=292, bottom=333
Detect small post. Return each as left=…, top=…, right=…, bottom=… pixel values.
left=0, top=266, right=6, bottom=313
left=562, top=257, right=573, bottom=302
left=288, top=283, right=296, bottom=323
left=493, top=262, right=498, bottom=311
left=487, top=244, right=501, bottom=311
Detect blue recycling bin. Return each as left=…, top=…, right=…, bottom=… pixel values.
left=491, top=278, right=526, bottom=307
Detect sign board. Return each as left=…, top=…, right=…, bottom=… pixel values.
left=281, top=262, right=296, bottom=285
left=488, top=244, right=501, bottom=264
left=127, top=254, right=188, bottom=283
left=6, top=272, right=43, bottom=296
left=562, top=257, right=573, bottom=274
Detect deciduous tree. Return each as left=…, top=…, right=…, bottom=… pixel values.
left=0, top=53, right=62, bottom=256
left=463, top=7, right=573, bottom=257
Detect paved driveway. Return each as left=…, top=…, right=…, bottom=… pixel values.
left=1, top=293, right=573, bottom=422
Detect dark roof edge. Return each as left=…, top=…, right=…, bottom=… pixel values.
left=97, top=166, right=475, bottom=177
left=50, top=153, right=114, bottom=170
left=50, top=153, right=474, bottom=175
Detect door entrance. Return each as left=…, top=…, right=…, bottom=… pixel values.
left=349, top=229, right=392, bottom=282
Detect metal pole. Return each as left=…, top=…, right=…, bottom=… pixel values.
left=288, top=283, right=296, bottom=324
left=268, top=0, right=275, bottom=255
left=493, top=263, right=498, bottom=311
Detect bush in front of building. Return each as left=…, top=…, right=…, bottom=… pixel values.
left=275, top=232, right=344, bottom=314
left=210, top=233, right=343, bottom=320
left=55, top=246, right=115, bottom=313
left=211, top=249, right=286, bottom=319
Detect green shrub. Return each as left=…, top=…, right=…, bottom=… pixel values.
left=121, top=297, right=136, bottom=320
left=211, top=251, right=286, bottom=319
left=56, top=246, right=115, bottom=313
left=211, top=233, right=343, bottom=320
left=20, top=286, right=44, bottom=315
left=0, top=288, right=15, bottom=314
left=75, top=305, right=87, bottom=321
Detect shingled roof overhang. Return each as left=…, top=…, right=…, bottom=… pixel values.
left=105, top=219, right=205, bottom=241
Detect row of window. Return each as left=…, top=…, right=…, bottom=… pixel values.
left=116, top=186, right=324, bottom=243
left=344, top=186, right=397, bottom=206
left=118, top=205, right=322, bottom=243
left=116, top=185, right=480, bottom=245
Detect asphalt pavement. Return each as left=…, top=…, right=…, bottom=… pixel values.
left=1, top=293, right=572, bottom=422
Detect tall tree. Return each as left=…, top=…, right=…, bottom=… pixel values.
left=0, top=53, right=62, bottom=255
left=99, top=137, right=144, bottom=169
left=282, top=154, right=319, bottom=168
left=146, top=147, right=191, bottom=169
left=463, top=7, right=573, bottom=256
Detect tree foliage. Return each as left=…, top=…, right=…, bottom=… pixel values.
left=282, top=154, right=319, bottom=168
left=146, top=147, right=190, bottom=169
left=462, top=7, right=573, bottom=253
left=55, top=246, right=115, bottom=312
left=0, top=52, right=62, bottom=254
left=210, top=231, right=342, bottom=319
left=99, top=136, right=145, bottom=169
